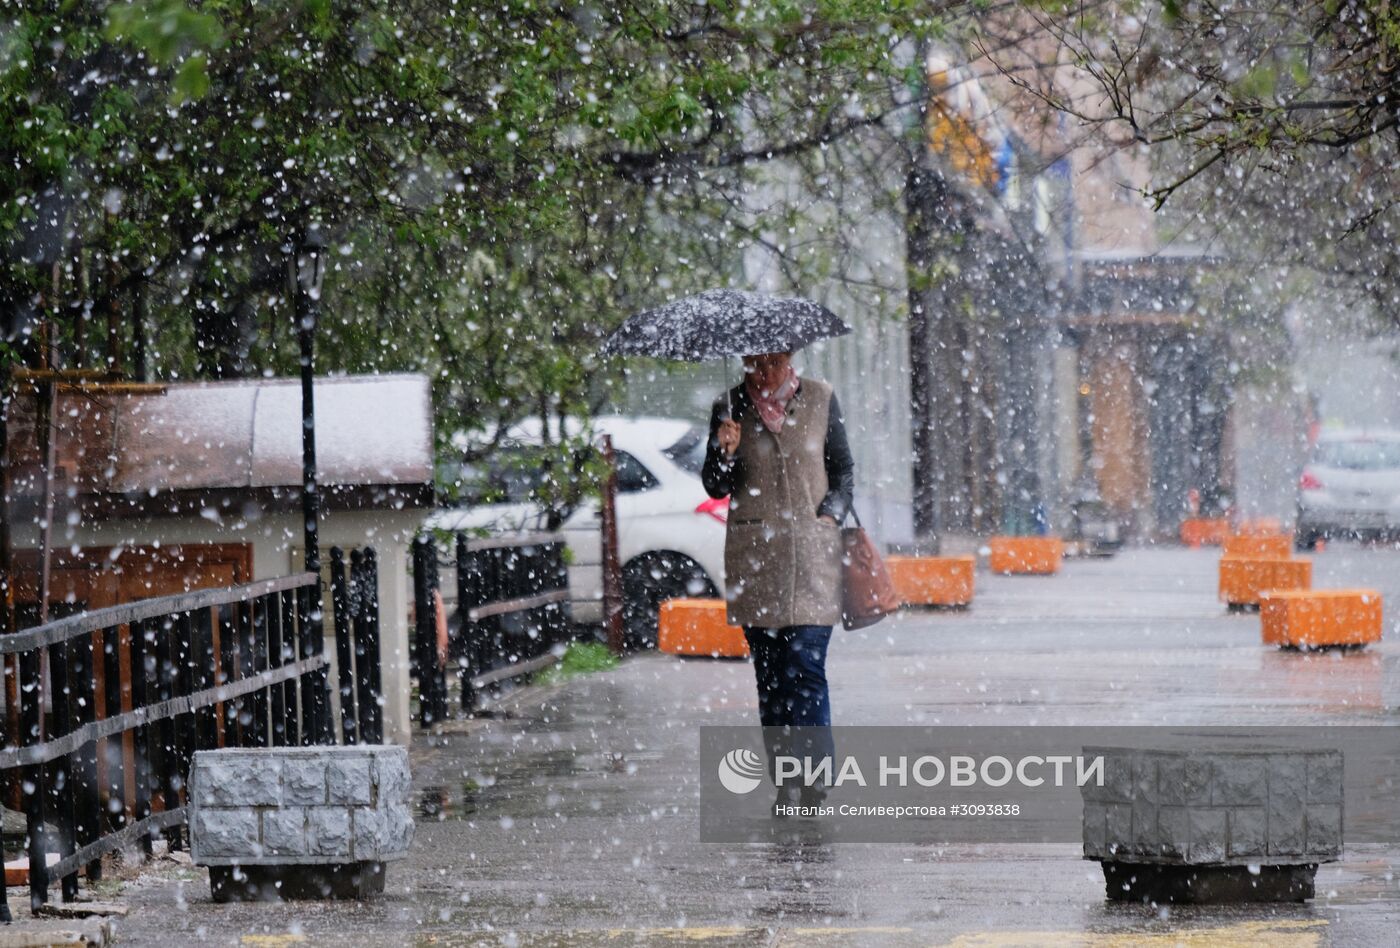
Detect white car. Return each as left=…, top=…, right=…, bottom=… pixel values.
left=1296, top=428, right=1400, bottom=548
left=429, top=416, right=728, bottom=648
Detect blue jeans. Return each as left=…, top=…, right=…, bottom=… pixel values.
left=745, top=625, right=835, bottom=784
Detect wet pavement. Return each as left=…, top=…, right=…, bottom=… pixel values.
left=111, top=546, right=1400, bottom=945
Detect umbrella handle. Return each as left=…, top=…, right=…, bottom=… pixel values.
left=724, top=355, right=734, bottom=420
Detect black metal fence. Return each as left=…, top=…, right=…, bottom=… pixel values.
left=329, top=546, right=384, bottom=746
left=0, top=551, right=382, bottom=917
left=412, top=532, right=571, bottom=726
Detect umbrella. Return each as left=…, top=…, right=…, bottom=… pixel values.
left=600, top=289, right=852, bottom=361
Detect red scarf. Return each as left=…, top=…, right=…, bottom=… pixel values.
left=746, top=367, right=799, bottom=434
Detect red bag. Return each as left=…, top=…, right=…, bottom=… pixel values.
left=841, top=509, right=900, bottom=630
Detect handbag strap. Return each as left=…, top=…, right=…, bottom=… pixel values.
left=844, top=504, right=862, bottom=528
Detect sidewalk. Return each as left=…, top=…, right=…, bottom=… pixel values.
left=104, top=548, right=1400, bottom=944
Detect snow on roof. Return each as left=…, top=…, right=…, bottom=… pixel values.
left=122, top=374, right=432, bottom=491
left=10, top=374, right=433, bottom=497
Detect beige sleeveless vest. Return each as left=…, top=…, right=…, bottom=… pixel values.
left=722, top=377, right=843, bottom=628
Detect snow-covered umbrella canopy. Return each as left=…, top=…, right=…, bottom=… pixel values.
left=601, top=289, right=852, bottom=361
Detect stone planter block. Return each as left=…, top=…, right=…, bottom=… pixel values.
left=658, top=598, right=748, bottom=658
left=1082, top=746, right=1342, bottom=903
left=886, top=555, right=975, bottom=607
left=190, top=746, right=414, bottom=901
left=988, top=537, right=1063, bottom=576
left=1218, top=556, right=1311, bottom=608
left=1260, top=589, right=1383, bottom=649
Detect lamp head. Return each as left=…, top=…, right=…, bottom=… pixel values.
left=296, top=225, right=328, bottom=300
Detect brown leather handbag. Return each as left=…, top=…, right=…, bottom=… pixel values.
left=840, top=508, right=900, bottom=630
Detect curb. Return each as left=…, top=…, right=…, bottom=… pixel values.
left=0, top=917, right=111, bottom=947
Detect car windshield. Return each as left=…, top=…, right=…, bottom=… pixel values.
left=1314, top=439, right=1400, bottom=471
left=662, top=426, right=707, bottom=476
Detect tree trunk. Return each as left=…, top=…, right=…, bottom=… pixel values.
left=904, top=111, right=975, bottom=547
left=905, top=156, right=941, bottom=550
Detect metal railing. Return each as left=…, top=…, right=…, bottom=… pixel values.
left=412, top=532, right=571, bottom=726
left=0, top=550, right=382, bottom=917
left=329, top=546, right=384, bottom=746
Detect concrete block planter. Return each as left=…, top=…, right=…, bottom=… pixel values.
left=658, top=599, right=748, bottom=658
left=1260, top=589, right=1383, bottom=649
left=1218, top=556, right=1311, bottom=609
left=1222, top=535, right=1292, bottom=559
left=886, top=555, right=975, bottom=608
left=988, top=537, right=1063, bottom=575
left=1082, top=746, right=1342, bottom=903
left=189, top=746, right=414, bottom=901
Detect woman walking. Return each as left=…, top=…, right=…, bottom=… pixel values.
left=701, top=350, right=854, bottom=809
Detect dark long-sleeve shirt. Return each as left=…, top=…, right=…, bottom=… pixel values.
left=702, top=381, right=855, bottom=524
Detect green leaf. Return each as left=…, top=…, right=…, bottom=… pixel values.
left=172, top=52, right=209, bottom=102
left=105, top=0, right=223, bottom=66
left=1235, top=62, right=1277, bottom=100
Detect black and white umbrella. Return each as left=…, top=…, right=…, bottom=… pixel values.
left=600, top=289, right=852, bottom=361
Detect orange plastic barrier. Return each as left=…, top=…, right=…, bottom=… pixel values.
left=1180, top=518, right=1230, bottom=548
left=658, top=598, right=749, bottom=658
left=1260, top=589, right=1383, bottom=649
left=1222, top=535, right=1293, bottom=559
left=1218, top=556, right=1311, bottom=607
left=887, top=555, right=975, bottom=607
left=988, top=537, right=1064, bottom=575
left=1236, top=517, right=1286, bottom=537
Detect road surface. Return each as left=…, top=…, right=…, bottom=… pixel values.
left=110, top=546, right=1400, bottom=945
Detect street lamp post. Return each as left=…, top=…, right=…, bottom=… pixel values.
left=293, top=227, right=332, bottom=744
left=295, top=227, right=326, bottom=575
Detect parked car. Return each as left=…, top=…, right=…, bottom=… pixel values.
left=1295, top=429, right=1400, bottom=549
left=429, top=416, right=727, bottom=648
